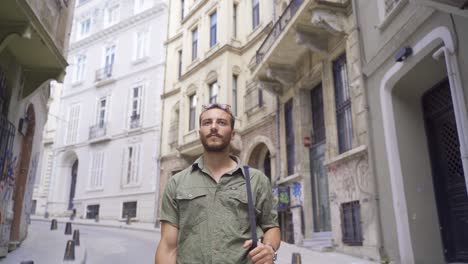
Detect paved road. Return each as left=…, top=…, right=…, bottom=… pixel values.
left=1, top=221, right=159, bottom=264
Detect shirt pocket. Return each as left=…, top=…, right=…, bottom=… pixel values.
left=227, top=191, right=260, bottom=233
left=176, top=189, right=208, bottom=230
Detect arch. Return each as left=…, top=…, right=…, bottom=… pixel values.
left=11, top=104, right=36, bottom=241
left=205, top=70, right=218, bottom=84
left=242, top=136, right=276, bottom=179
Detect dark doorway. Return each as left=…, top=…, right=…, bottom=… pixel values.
left=68, top=160, right=78, bottom=210
left=279, top=210, right=294, bottom=244
left=423, top=78, right=468, bottom=262
left=11, top=104, right=35, bottom=242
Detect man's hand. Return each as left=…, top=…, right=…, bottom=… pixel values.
left=243, top=240, right=275, bottom=264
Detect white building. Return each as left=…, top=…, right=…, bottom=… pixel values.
left=34, top=0, right=168, bottom=222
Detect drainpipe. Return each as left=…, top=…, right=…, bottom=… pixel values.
left=351, top=0, right=384, bottom=258
left=432, top=46, right=468, bottom=192
left=275, top=96, right=282, bottom=183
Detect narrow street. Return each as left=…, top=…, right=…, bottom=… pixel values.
left=1, top=221, right=158, bottom=264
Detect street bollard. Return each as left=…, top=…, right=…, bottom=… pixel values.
left=50, top=219, right=58, bottom=230
left=44, top=212, right=49, bottom=219
left=73, top=229, right=80, bottom=246
left=63, top=240, right=75, bottom=261
left=70, top=209, right=76, bottom=221
left=95, top=214, right=99, bottom=223
left=65, top=222, right=72, bottom=235
left=20, top=261, right=34, bottom=264
left=291, top=252, right=302, bottom=264
left=126, top=214, right=131, bottom=225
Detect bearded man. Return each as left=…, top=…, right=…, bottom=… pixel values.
left=155, top=103, right=280, bottom=264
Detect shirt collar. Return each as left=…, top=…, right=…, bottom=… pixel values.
left=191, top=155, right=246, bottom=177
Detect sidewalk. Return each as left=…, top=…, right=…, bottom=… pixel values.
left=31, top=215, right=377, bottom=264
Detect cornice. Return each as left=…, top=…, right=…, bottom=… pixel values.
left=70, top=5, right=167, bottom=51
left=164, top=31, right=183, bottom=45
left=161, top=87, right=181, bottom=99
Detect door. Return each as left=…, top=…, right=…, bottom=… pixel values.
left=310, top=85, right=331, bottom=232
left=68, top=160, right=78, bottom=210
left=423, top=78, right=468, bottom=262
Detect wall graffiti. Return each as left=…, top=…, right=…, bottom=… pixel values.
left=0, top=151, right=18, bottom=224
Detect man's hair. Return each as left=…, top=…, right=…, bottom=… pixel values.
left=199, top=104, right=235, bottom=129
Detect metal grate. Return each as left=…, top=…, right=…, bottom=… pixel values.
left=341, top=200, right=363, bottom=246
left=86, top=204, right=100, bottom=219
left=333, top=54, right=353, bottom=153
left=122, top=201, right=137, bottom=218
left=0, top=115, right=16, bottom=181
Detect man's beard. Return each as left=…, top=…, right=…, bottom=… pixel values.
left=200, top=134, right=231, bottom=152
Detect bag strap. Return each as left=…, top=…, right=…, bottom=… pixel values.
left=243, top=165, right=258, bottom=250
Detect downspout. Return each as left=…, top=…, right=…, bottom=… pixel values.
left=351, top=0, right=384, bottom=259
left=275, top=96, right=282, bottom=183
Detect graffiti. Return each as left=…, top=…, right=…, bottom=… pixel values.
left=277, top=186, right=290, bottom=212
left=292, top=181, right=301, bottom=198
left=0, top=151, right=17, bottom=202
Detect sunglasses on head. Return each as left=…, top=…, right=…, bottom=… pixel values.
left=202, top=103, right=232, bottom=112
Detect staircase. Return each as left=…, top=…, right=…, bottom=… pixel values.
left=302, top=232, right=334, bottom=252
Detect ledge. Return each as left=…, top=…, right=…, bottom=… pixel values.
left=277, top=173, right=302, bottom=185
left=324, top=144, right=367, bottom=167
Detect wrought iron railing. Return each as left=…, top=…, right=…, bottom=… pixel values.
left=0, top=115, right=15, bottom=181
left=89, top=123, right=107, bottom=139
left=95, top=65, right=113, bottom=82
left=255, top=0, right=304, bottom=68
left=130, top=114, right=141, bottom=129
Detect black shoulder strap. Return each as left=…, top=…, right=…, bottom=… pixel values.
left=243, top=165, right=258, bottom=250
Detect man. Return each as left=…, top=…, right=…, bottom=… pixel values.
left=155, top=103, right=281, bottom=264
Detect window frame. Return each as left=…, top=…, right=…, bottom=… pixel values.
left=74, top=54, right=86, bottom=82
left=209, top=81, right=218, bottom=104
left=252, top=0, right=260, bottom=29
left=210, top=11, right=217, bottom=47
left=122, top=201, right=137, bottom=218
left=232, top=75, right=238, bottom=116
left=96, top=97, right=107, bottom=128
left=341, top=201, right=363, bottom=246
left=284, top=99, right=295, bottom=175
left=192, top=27, right=198, bottom=61
left=188, top=94, right=197, bottom=131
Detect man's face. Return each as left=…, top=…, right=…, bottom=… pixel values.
left=199, top=108, right=235, bottom=152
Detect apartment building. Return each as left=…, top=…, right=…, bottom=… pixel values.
left=355, top=0, right=468, bottom=263
left=159, top=0, right=279, bottom=225
left=40, top=0, right=168, bottom=223
left=250, top=0, right=381, bottom=260
left=0, top=0, right=74, bottom=256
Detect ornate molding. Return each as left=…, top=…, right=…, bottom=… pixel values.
left=265, top=64, right=296, bottom=87
left=310, top=9, right=346, bottom=35
left=295, top=27, right=329, bottom=55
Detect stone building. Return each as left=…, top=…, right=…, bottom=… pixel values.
left=0, top=0, right=74, bottom=256
left=40, top=0, right=168, bottom=223
left=355, top=0, right=468, bottom=263
left=250, top=0, right=381, bottom=261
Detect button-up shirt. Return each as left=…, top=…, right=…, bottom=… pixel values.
left=160, top=156, right=279, bottom=264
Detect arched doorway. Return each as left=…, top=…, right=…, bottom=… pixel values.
left=247, top=143, right=272, bottom=181
left=10, top=104, right=35, bottom=241
left=68, top=160, right=78, bottom=210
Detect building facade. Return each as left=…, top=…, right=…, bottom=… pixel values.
left=0, top=0, right=74, bottom=256
left=250, top=0, right=382, bottom=261
left=159, top=0, right=279, bottom=226
left=41, top=0, right=168, bottom=223
left=355, top=0, right=468, bottom=263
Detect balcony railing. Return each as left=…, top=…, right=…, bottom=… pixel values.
left=255, top=0, right=304, bottom=68
left=130, top=114, right=141, bottom=129
left=95, top=65, right=113, bottom=82
left=89, top=123, right=107, bottom=140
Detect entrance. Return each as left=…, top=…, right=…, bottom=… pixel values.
left=423, top=78, right=468, bottom=262
left=68, top=160, right=78, bottom=210
left=309, top=84, right=331, bottom=232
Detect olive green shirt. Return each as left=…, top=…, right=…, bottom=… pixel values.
left=160, top=156, right=279, bottom=264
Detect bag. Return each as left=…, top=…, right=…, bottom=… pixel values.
left=243, top=165, right=258, bottom=251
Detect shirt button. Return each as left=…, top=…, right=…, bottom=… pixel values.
left=188, top=194, right=192, bottom=198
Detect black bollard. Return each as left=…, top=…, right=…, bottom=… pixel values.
left=63, top=240, right=75, bottom=261
left=50, top=219, right=58, bottom=230
left=44, top=212, right=49, bottom=219
left=126, top=214, right=131, bottom=225
left=20, top=261, right=34, bottom=264
left=64, top=222, right=72, bottom=235
left=95, top=214, right=99, bottom=223
left=73, top=229, right=80, bottom=246
left=292, top=252, right=302, bottom=264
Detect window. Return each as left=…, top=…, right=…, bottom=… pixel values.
left=209, top=82, right=218, bottom=103
left=252, top=0, right=259, bottom=29
left=341, top=201, right=363, bottom=246
left=333, top=54, right=353, bottom=153
left=311, top=84, right=325, bottom=144
left=210, top=11, right=217, bottom=47
left=90, top=151, right=104, bottom=188
left=233, top=3, right=238, bottom=38
left=384, top=0, right=401, bottom=15
left=73, top=55, right=86, bottom=82
left=181, top=0, right=185, bottom=20
left=78, top=18, right=91, bottom=39
left=122, top=201, right=137, bottom=218
left=124, top=145, right=140, bottom=185
left=232, top=75, right=238, bottom=116
left=284, top=99, right=295, bottom=175
left=66, top=104, right=80, bottom=144
left=178, top=50, right=183, bottom=79
left=97, top=97, right=107, bottom=128
left=192, top=27, right=198, bottom=61
left=189, top=94, right=197, bottom=130
left=130, top=86, right=143, bottom=128
left=135, top=30, right=149, bottom=60
left=104, top=5, right=120, bottom=27
left=86, top=204, right=99, bottom=219
left=135, top=0, right=152, bottom=13
left=104, top=45, right=116, bottom=77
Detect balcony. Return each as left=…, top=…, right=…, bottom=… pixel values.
left=95, top=65, right=115, bottom=86
left=251, top=0, right=350, bottom=95
left=88, top=123, right=110, bottom=143
left=130, top=114, right=141, bottom=129
left=410, top=0, right=468, bottom=16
